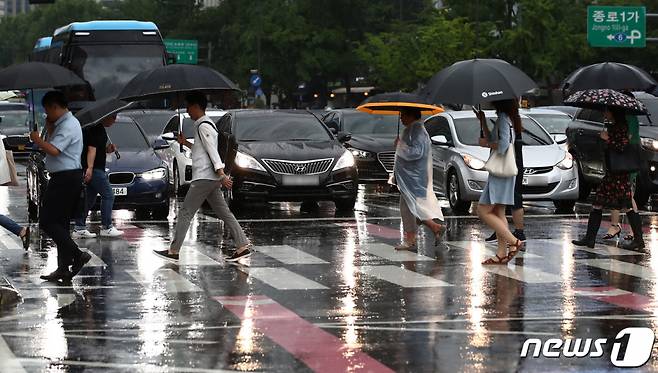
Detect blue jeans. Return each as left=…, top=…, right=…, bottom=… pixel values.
left=75, top=169, right=114, bottom=230
left=0, top=214, right=22, bottom=236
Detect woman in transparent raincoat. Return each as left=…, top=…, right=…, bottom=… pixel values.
left=393, top=108, right=445, bottom=250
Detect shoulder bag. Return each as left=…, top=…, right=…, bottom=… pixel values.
left=484, top=121, right=518, bottom=177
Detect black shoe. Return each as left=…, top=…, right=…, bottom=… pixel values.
left=21, top=227, right=30, bottom=250
left=623, top=239, right=645, bottom=251
left=40, top=268, right=73, bottom=283
left=572, top=209, right=602, bottom=249
left=153, top=250, right=179, bottom=263
left=572, top=238, right=595, bottom=248
left=225, top=248, right=252, bottom=262
left=485, top=232, right=497, bottom=243
left=513, top=229, right=527, bottom=242
left=71, top=251, right=92, bottom=277
left=622, top=211, right=645, bottom=251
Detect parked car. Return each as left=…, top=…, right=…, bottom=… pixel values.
left=425, top=110, right=579, bottom=213
left=538, top=105, right=579, bottom=118
left=566, top=91, right=658, bottom=206
left=521, top=108, right=572, bottom=150
left=122, top=109, right=176, bottom=144
left=322, top=109, right=397, bottom=183
left=26, top=115, right=171, bottom=221
left=217, top=110, right=358, bottom=210
left=158, top=110, right=226, bottom=195
left=0, top=102, right=30, bottom=155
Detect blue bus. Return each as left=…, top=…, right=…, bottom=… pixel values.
left=30, top=20, right=168, bottom=105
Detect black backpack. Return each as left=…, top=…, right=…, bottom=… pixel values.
left=196, top=120, right=238, bottom=173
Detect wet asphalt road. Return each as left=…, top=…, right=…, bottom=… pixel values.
left=2, top=162, right=658, bottom=372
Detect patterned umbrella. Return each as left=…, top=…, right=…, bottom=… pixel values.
left=564, top=89, right=647, bottom=115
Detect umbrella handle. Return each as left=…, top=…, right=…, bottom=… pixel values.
left=115, top=150, right=121, bottom=160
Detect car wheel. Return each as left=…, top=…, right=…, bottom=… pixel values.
left=27, top=188, right=38, bottom=222
left=448, top=172, right=470, bottom=214
left=335, top=198, right=356, bottom=211
left=553, top=200, right=576, bottom=212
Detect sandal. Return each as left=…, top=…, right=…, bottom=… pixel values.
left=394, top=241, right=416, bottom=251
left=602, top=224, right=622, bottom=240
left=482, top=254, right=509, bottom=265
left=624, top=234, right=634, bottom=241
left=506, top=239, right=525, bottom=261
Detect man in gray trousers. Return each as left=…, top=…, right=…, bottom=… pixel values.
left=153, top=91, right=251, bottom=263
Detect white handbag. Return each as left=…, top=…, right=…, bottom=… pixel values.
left=484, top=123, right=518, bottom=177
left=0, top=139, right=11, bottom=185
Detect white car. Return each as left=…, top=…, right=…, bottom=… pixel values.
left=159, top=110, right=226, bottom=195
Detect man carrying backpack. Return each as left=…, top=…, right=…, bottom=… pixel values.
left=153, top=91, right=251, bottom=263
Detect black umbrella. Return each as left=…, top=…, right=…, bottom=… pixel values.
left=564, top=89, right=648, bottom=115
left=0, top=62, right=86, bottom=130
left=421, top=58, right=538, bottom=106
left=74, top=98, right=134, bottom=160
left=561, top=62, right=657, bottom=94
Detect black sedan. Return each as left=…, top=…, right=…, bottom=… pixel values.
left=217, top=110, right=358, bottom=210
left=0, top=102, right=31, bottom=155
left=322, top=109, right=398, bottom=183
left=27, top=115, right=171, bottom=221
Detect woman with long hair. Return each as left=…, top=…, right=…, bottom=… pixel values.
left=572, top=108, right=644, bottom=249
left=476, top=99, right=525, bottom=264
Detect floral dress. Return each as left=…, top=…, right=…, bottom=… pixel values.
left=593, top=121, right=633, bottom=210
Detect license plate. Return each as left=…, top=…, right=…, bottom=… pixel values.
left=282, top=175, right=320, bottom=186
left=112, top=187, right=127, bottom=196
left=17, top=145, right=24, bottom=151
left=522, top=176, right=529, bottom=185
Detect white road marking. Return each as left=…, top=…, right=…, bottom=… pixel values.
left=358, top=243, right=435, bottom=262
left=0, top=231, right=23, bottom=251
left=447, top=241, right=540, bottom=259
left=576, top=259, right=656, bottom=280
left=482, top=265, right=562, bottom=283
left=179, top=246, right=223, bottom=266
left=80, top=249, right=106, bottom=267
left=534, top=239, right=643, bottom=256
left=319, top=325, right=554, bottom=337
left=17, top=358, right=239, bottom=373
left=0, top=335, right=26, bottom=373
left=2, top=332, right=218, bottom=345
left=126, top=269, right=201, bottom=293
left=242, top=267, right=328, bottom=290
left=357, top=265, right=452, bottom=287
left=254, top=245, right=328, bottom=265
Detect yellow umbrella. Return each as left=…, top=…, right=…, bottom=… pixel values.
left=356, top=101, right=443, bottom=115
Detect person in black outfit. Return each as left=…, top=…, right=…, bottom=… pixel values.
left=29, top=91, right=91, bottom=283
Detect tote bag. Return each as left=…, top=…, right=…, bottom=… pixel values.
left=484, top=122, right=518, bottom=177
left=0, top=139, right=11, bottom=185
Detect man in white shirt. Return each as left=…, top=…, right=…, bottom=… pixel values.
left=153, top=91, right=251, bottom=262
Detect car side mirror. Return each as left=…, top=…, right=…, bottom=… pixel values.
left=161, top=132, right=176, bottom=141
left=329, top=127, right=338, bottom=135
left=431, top=135, right=450, bottom=146
left=552, top=134, right=567, bottom=144
left=337, top=132, right=351, bottom=143
left=153, top=138, right=170, bottom=150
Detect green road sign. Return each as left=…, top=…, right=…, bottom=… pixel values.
left=164, top=39, right=198, bottom=64
left=587, top=6, right=646, bottom=48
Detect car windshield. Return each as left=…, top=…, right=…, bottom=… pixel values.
left=0, top=110, right=28, bottom=129
left=129, top=112, right=176, bottom=140
left=638, top=98, right=658, bottom=126
left=342, top=112, right=399, bottom=136
left=69, top=44, right=165, bottom=100
left=526, top=114, right=571, bottom=134
left=105, top=119, right=150, bottom=150
left=235, top=114, right=332, bottom=141
left=454, top=117, right=553, bottom=146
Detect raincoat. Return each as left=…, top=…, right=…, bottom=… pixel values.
left=394, top=121, right=444, bottom=221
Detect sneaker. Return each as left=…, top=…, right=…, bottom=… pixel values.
left=225, top=248, right=252, bottom=262
left=153, top=250, right=179, bottom=263
left=513, top=229, right=527, bottom=242
left=72, top=229, right=97, bottom=239
left=485, top=232, right=497, bottom=243
left=100, top=227, right=124, bottom=237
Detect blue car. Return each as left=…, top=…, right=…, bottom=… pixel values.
left=26, top=115, right=171, bottom=221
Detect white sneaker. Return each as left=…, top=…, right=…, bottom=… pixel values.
left=72, top=229, right=97, bottom=239
left=100, top=227, right=124, bottom=237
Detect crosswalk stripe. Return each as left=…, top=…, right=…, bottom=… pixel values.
left=0, top=231, right=23, bottom=251
left=482, top=265, right=562, bottom=283
left=575, top=259, right=655, bottom=280
left=179, top=246, right=223, bottom=266
left=0, top=335, right=26, bottom=373
left=242, top=267, right=328, bottom=290
left=81, top=249, right=106, bottom=268
left=126, top=269, right=201, bottom=293
left=574, top=286, right=652, bottom=312
left=357, top=265, right=452, bottom=287
left=254, top=245, right=328, bottom=265
left=358, top=243, right=435, bottom=262
left=535, top=239, right=643, bottom=256
left=446, top=241, right=540, bottom=259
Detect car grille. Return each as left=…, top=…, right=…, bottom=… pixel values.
left=109, top=172, right=135, bottom=185
left=521, top=182, right=559, bottom=195
left=377, top=152, right=395, bottom=172
left=3, top=136, right=28, bottom=147
left=262, top=158, right=333, bottom=175
left=523, top=166, right=553, bottom=175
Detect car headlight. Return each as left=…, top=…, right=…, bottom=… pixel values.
left=641, top=137, right=658, bottom=151
left=235, top=151, right=266, bottom=171
left=140, top=168, right=167, bottom=180
left=333, top=150, right=356, bottom=171
left=348, top=147, right=372, bottom=159
left=556, top=152, right=574, bottom=170
left=462, top=154, right=485, bottom=170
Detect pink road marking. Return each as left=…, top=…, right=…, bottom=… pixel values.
left=215, top=295, right=393, bottom=373
left=119, top=224, right=147, bottom=243
left=575, top=286, right=655, bottom=312
left=337, top=222, right=401, bottom=240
